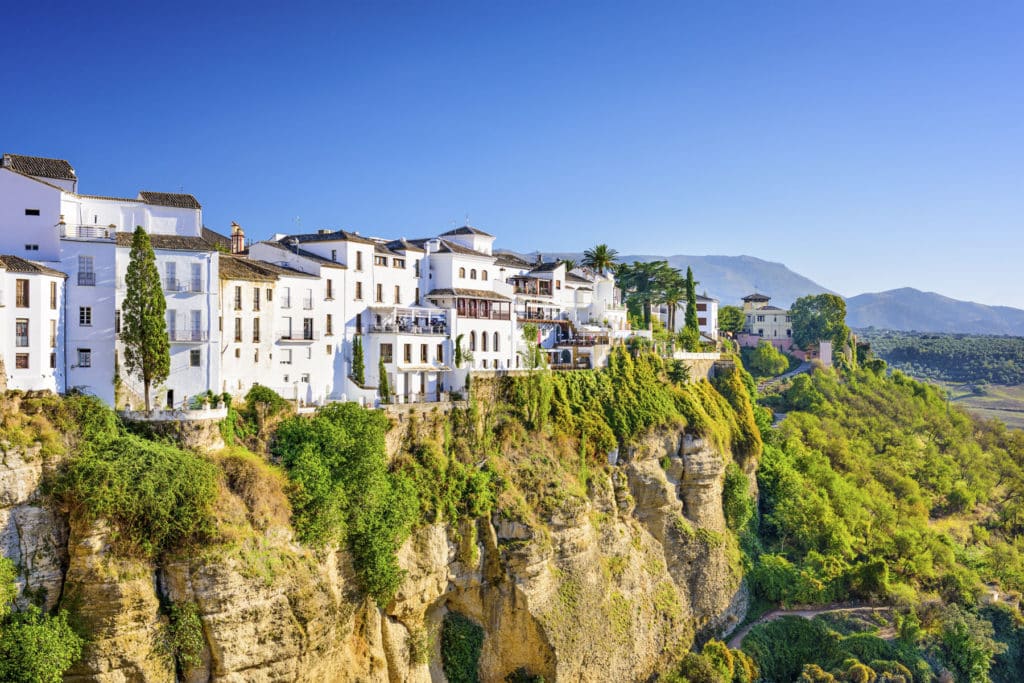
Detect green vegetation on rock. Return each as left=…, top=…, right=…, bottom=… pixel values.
left=441, top=611, right=484, bottom=683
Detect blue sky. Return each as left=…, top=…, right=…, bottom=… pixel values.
left=2, top=1, right=1022, bottom=306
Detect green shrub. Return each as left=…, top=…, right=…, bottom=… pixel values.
left=0, top=557, right=83, bottom=683
left=51, top=434, right=218, bottom=557
left=722, top=462, right=754, bottom=533
left=166, top=600, right=204, bottom=669
left=441, top=612, right=484, bottom=683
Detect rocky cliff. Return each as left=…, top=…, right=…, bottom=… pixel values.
left=1, top=391, right=753, bottom=682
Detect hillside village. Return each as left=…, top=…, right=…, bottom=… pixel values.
left=0, top=153, right=813, bottom=411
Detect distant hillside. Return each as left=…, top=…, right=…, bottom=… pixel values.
left=536, top=252, right=832, bottom=307
left=848, top=288, right=1024, bottom=335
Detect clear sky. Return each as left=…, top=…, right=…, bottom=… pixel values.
left=3, top=1, right=1021, bottom=306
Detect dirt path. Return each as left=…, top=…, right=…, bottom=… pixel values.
left=725, top=605, right=890, bottom=650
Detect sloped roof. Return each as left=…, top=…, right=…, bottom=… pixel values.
left=285, top=229, right=376, bottom=245
left=696, top=294, right=719, bottom=303
left=219, top=255, right=277, bottom=281
left=0, top=255, right=67, bottom=277
left=202, top=227, right=231, bottom=250
left=440, top=225, right=494, bottom=238
left=265, top=240, right=347, bottom=269
left=406, top=237, right=492, bottom=259
left=425, top=288, right=511, bottom=302
left=2, top=154, right=75, bottom=180
left=116, top=232, right=215, bottom=251
left=493, top=251, right=533, bottom=268
left=528, top=262, right=563, bottom=274
left=386, top=238, right=425, bottom=253
left=742, top=293, right=771, bottom=302
left=566, top=272, right=592, bottom=284
left=138, top=191, right=201, bottom=209
left=759, top=305, right=788, bottom=312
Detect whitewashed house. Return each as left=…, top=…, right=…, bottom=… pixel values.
left=659, top=293, right=720, bottom=341
left=0, top=256, right=66, bottom=392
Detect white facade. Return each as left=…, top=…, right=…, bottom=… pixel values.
left=0, top=258, right=66, bottom=392
left=659, top=294, right=720, bottom=341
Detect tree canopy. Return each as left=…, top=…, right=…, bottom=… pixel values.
left=121, top=226, right=170, bottom=410
left=791, top=293, right=849, bottom=352
left=719, top=305, right=746, bottom=335
left=582, top=244, right=618, bottom=274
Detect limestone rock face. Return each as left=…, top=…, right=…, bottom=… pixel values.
left=2, top=419, right=746, bottom=682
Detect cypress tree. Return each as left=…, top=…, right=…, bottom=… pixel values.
left=684, top=266, right=699, bottom=334
left=352, top=335, right=365, bottom=385
left=378, top=358, right=391, bottom=403
left=121, top=226, right=170, bottom=411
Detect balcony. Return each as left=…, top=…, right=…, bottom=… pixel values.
left=369, top=322, right=447, bottom=335
left=168, top=328, right=208, bottom=343
left=165, top=278, right=204, bottom=294
left=78, top=272, right=96, bottom=286
left=278, top=331, right=319, bottom=343
left=516, top=309, right=569, bottom=324
left=61, top=224, right=116, bottom=241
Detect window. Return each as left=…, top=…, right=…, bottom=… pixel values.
left=374, top=255, right=387, bottom=266
left=79, top=306, right=92, bottom=326
left=253, top=318, right=260, bottom=342
left=355, top=282, right=363, bottom=300
left=394, top=258, right=405, bottom=269
left=25, top=244, right=38, bottom=251
left=420, top=344, right=428, bottom=363
left=394, top=285, right=400, bottom=304
left=331, top=249, right=337, bottom=262
left=459, top=267, right=466, bottom=278
left=437, top=343, right=444, bottom=362
left=253, top=287, right=260, bottom=311
left=303, top=318, right=314, bottom=340
left=77, top=348, right=91, bottom=367
left=16, top=319, right=29, bottom=347
left=281, top=349, right=293, bottom=365
left=77, top=256, right=95, bottom=286
left=481, top=270, right=488, bottom=280
left=234, top=318, right=242, bottom=342
left=380, top=343, right=393, bottom=363
left=470, top=269, right=477, bottom=280
left=756, top=315, right=765, bottom=322
left=281, top=286, right=291, bottom=308
left=375, top=283, right=383, bottom=303
left=50, top=352, right=56, bottom=369
left=235, top=348, right=240, bottom=358
left=355, top=312, right=362, bottom=335
left=326, top=314, right=333, bottom=336
left=300, top=373, right=310, bottom=383
left=698, top=317, right=707, bottom=326
left=555, top=280, right=561, bottom=290
left=166, top=262, right=177, bottom=290
left=696, top=303, right=707, bottom=312
left=49, top=281, right=57, bottom=309
left=326, top=344, right=333, bottom=355
left=50, top=320, right=57, bottom=347
left=234, top=286, right=242, bottom=310
left=190, top=349, right=201, bottom=367
left=16, top=279, right=28, bottom=307
left=483, top=359, right=488, bottom=369
left=167, top=309, right=177, bottom=337
left=304, top=288, right=313, bottom=309
left=326, top=279, right=333, bottom=299
left=191, top=263, right=202, bottom=292
left=414, top=260, right=420, bottom=277
left=15, top=354, right=29, bottom=369
left=469, top=331, right=476, bottom=351
left=25, top=209, right=40, bottom=216
left=493, top=332, right=499, bottom=352
left=254, top=349, right=259, bottom=363
left=481, top=332, right=488, bottom=351
left=267, top=288, right=273, bottom=302
left=414, top=287, right=420, bottom=306
left=404, top=344, right=412, bottom=363
left=356, top=251, right=363, bottom=271
left=115, top=310, right=121, bottom=334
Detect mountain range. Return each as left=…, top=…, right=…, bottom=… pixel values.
left=535, top=252, right=1024, bottom=336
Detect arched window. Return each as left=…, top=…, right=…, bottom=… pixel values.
left=493, top=332, right=499, bottom=352
left=482, top=270, right=488, bottom=280
left=469, top=331, right=476, bottom=351
left=482, top=333, right=488, bottom=351
left=470, top=269, right=477, bottom=280
left=459, top=267, right=466, bottom=278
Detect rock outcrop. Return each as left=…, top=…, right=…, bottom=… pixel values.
left=2, top=417, right=748, bottom=682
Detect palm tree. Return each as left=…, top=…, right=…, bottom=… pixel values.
left=561, top=258, right=578, bottom=271
left=616, top=260, right=675, bottom=329
left=582, top=244, right=619, bottom=275
left=658, top=270, right=688, bottom=332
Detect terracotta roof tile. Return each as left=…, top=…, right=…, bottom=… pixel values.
left=2, top=154, right=75, bottom=180
left=440, top=225, right=494, bottom=238
left=0, top=255, right=67, bottom=277
left=425, top=287, right=511, bottom=302
left=116, top=232, right=215, bottom=251
left=137, top=192, right=201, bottom=209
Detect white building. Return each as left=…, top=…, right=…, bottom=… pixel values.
left=1, top=153, right=221, bottom=408
left=659, top=293, right=720, bottom=341
left=0, top=256, right=66, bottom=392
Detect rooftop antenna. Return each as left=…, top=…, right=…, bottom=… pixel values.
left=464, top=213, right=471, bottom=227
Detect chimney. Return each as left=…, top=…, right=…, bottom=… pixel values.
left=535, top=253, right=543, bottom=265
left=230, top=222, right=245, bottom=254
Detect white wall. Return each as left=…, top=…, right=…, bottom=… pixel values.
left=0, top=170, right=62, bottom=261
left=0, top=270, right=64, bottom=392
